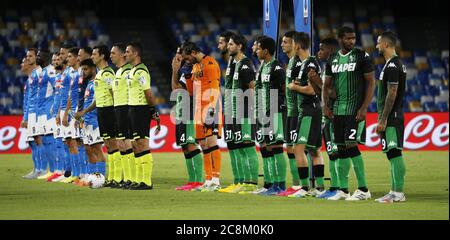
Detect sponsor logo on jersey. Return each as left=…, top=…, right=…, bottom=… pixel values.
left=331, top=63, right=357, bottom=73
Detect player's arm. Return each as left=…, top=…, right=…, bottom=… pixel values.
left=307, top=61, right=323, bottom=96
left=357, top=53, right=376, bottom=122
left=21, top=81, right=29, bottom=128
left=289, top=81, right=316, bottom=95
left=323, top=61, right=334, bottom=118
left=171, top=54, right=184, bottom=90
left=62, top=93, right=71, bottom=126
left=376, top=65, right=399, bottom=135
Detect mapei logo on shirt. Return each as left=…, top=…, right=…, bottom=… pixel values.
left=331, top=63, right=357, bottom=73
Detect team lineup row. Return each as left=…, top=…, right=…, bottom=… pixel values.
left=20, top=25, right=407, bottom=202
left=170, top=27, right=406, bottom=202
left=21, top=42, right=159, bottom=190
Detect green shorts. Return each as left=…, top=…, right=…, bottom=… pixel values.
left=256, top=112, right=286, bottom=145
left=233, top=118, right=256, bottom=143
left=296, top=108, right=322, bottom=150
left=381, top=118, right=404, bottom=153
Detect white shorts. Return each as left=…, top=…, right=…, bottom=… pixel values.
left=46, top=117, right=56, bottom=135
left=37, top=115, right=56, bottom=135
left=85, top=125, right=103, bottom=146
left=61, top=110, right=80, bottom=139
left=37, top=115, right=46, bottom=135
left=81, top=127, right=89, bottom=145
left=54, top=120, right=64, bottom=139
left=27, top=113, right=39, bottom=137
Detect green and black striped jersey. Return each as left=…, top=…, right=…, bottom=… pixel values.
left=296, top=56, right=321, bottom=113
left=325, top=48, right=374, bottom=115
left=377, top=55, right=406, bottom=121
left=255, top=58, right=285, bottom=118
left=285, top=56, right=302, bottom=117
left=231, top=56, right=255, bottom=119
left=224, top=57, right=236, bottom=117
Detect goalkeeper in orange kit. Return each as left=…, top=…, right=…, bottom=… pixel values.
left=180, top=41, right=223, bottom=192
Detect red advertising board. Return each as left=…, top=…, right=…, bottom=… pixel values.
left=0, top=113, right=448, bottom=154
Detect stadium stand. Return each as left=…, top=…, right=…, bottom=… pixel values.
left=165, top=2, right=449, bottom=113
left=0, top=7, right=110, bottom=115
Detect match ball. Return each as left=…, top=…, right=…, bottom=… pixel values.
left=89, top=173, right=105, bottom=189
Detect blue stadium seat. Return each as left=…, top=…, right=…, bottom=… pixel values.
left=437, top=102, right=449, bottom=112
left=424, top=85, right=439, bottom=96
left=424, top=102, right=437, bottom=112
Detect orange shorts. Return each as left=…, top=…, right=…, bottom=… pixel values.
left=195, top=123, right=222, bottom=141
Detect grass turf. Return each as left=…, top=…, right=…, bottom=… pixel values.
left=0, top=151, right=448, bottom=220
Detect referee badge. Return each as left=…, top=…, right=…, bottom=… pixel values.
left=139, top=76, right=146, bottom=85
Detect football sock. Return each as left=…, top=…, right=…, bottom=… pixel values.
left=210, top=145, right=221, bottom=179
left=288, top=153, right=300, bottom=186
left=328, top=154, right=340, bottom=190
left=348, top=147, right=368, bottom=191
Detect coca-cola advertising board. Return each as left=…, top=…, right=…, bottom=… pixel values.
left=0, top=113, right=448, bottom=154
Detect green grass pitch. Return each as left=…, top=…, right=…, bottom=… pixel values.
left=0, top=151, right=448, bottom=220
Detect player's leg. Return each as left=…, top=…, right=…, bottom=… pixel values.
left=208, top=131, right=222, bottom=189
left=305, top=110, right=326, bottom=196
left=235, top=118, right=259, bottom=194
left=176, top=119, right=202, bottom=190
left=288, top=141, right=309, bottom=198
left=346, top=116, right=370, bottom=201
left=35, top=115, right=47, bottom=177
left=376, top=123, right=406, bottom=203
left=23, top=140, right=39, bottom=179
left=61, top=137, right=80, bottom=183
left=267, top=112, right=287, bottom=194
left=327, top=115, right=351, bottom=200
left=317, top=118, right=340, bottom=198
left=220, top=120, right=243, bottom=193
left=277, top=116, right=300, bottom=196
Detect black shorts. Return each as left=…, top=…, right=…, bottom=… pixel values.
left=224, top=120, right=235, bottom=143
left=380, top=117, right=404, bottom=153
left=176, top=120, right=196, bottom=146
left=97, top=106, right=116, bottom=140
left=129, top=105, right=151, bottom=140
left=285, top=116, right=299, bottom=145
left=115, top=105, right=132, bottom=140
left=333, top=115, right=366, bottom=146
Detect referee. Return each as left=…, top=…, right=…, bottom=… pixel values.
left=125, top=42, right=160, bottom=190
left=91, top=45, right=120, bottom=187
